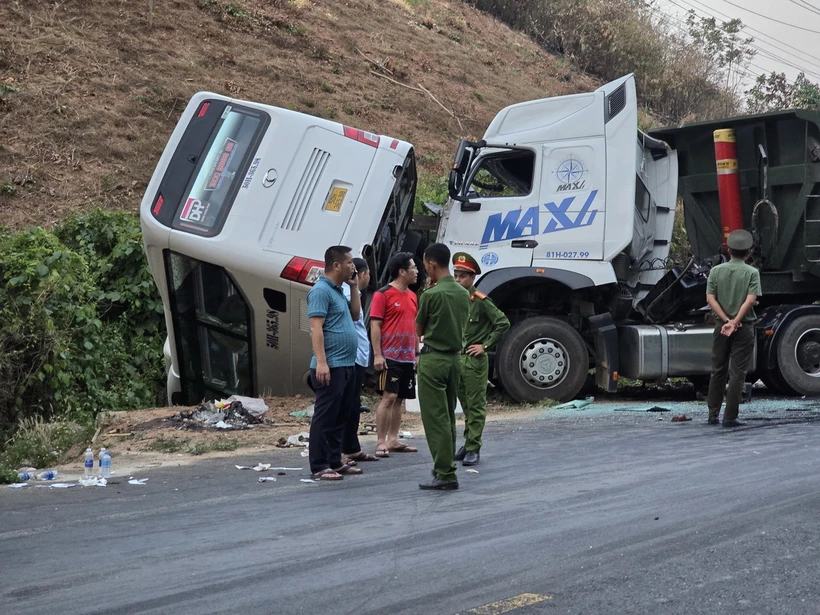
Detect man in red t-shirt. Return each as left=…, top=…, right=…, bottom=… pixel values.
left=370, top=252, right=420, bottom=457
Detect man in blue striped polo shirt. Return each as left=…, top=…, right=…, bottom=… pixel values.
left=307, top=245, right=361, bottom=480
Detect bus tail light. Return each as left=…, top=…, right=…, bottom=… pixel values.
left=197, top=102, right=211, bottom=118
left=281, top=257, right=325, bottom=286
left=343, top=125, right=380, bottom=148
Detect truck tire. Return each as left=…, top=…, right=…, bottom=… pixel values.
left=496, top=317, right=589, bottom=403
left=775, top=315, right=820, bottom=396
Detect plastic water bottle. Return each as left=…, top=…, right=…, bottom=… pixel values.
left=98, top=447, right=107, bottom=476
left=84, top=448, right=94, bottom=478
left=100, top=449, right=111, bottom=479
left=17, top=472, right=35, bottom=481
left=36, top=471, right=57, bottom=481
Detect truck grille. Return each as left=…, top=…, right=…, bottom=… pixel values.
left=282, top=148, right=330, bottom=231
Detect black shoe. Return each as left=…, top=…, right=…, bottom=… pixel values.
left=454, top=446, right=466, bottom=461
left=419, top=477, right=459, bottom=490
left=707, top=418, right=720, bottom=425
left=722, top=419, right=746, bottom=427
left=463, top=450, right=480, bottom=466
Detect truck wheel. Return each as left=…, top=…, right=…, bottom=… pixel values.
left=496, top=317, right=589, bottom=403
left=775, top=315, right=820, bottom=396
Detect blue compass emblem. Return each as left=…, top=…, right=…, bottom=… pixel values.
left=555, top=156, right=587, bottom=184
left=553, top=156, right=588, bottom=192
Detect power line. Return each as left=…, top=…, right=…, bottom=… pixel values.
left=788, top=0, right=820, bottom=17
left=713, top=0, right=820, bottom=35
left=665, top=0, right=820, bottom=78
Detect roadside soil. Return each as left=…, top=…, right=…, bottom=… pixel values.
left=49, top=390, right=542, bottom=480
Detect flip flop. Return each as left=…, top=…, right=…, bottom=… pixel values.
left=311, top=468, right=343, bottom=481
left=332, top=464, right=363, bottom=475
left=375, top=448, right=390, bottom=458
left=346, top=452, right=379, bottom=462
left=388, top=443, right=418, bottom=453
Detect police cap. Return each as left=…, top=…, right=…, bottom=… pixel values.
left=727, top=229, right=753, bottom=251
left=452, top=252, right=481, bottom=275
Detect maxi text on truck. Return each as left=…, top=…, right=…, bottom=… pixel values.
left=140, top=93, right=417, bottom=404
left=442, top=74, right=820, bottom=402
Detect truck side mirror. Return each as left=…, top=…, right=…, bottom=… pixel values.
left=460, top=201, right=481, bottom=212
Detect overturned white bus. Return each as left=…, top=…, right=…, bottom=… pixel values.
left=140, top=92, right=418, bottom=404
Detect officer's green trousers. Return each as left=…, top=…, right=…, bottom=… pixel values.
left=417, top=351, right=460, bottom=482
left=457, top=353, right=489, bottom=452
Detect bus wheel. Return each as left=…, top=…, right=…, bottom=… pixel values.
left=497, top=317, right=588, bottom=403
left=775, top=315, right=820, bottom=396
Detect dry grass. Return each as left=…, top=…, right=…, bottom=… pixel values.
left=0, top=0, right=596, bottom=230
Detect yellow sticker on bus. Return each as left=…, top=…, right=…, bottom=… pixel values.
left=324, top=186, right=347, bottom=212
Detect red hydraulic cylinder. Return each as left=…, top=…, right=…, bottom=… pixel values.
left=713, top=128, right=744, bottom=251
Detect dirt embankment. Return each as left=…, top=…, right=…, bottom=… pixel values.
left=0, top=0, right=595, bottom=229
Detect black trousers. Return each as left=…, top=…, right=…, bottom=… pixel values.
left=309, top=366, right=357, bottom=474
left=707, top=323, right=755, bottom=421
left=342, top=364, right=367, bottom=456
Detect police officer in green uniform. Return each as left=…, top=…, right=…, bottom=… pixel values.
left=451, top=252, right=510, bottom=466
left=415, top=243, right=470, bottom=490
left=705, top=229, right=762, bottom=427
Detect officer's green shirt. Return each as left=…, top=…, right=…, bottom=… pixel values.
left=464, top=287, right=510, bottom=350
left=416, top=276, right=470, bottom=352
left=706, top=258, right=763, bottom=322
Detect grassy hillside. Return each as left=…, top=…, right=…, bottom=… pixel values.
left=0, top=0, right=598, bottom=230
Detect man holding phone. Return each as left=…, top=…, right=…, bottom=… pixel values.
left=306, top=245, right=362, bottom=480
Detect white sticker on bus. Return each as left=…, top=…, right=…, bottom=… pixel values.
left=180, top=198, right=210, bottom=223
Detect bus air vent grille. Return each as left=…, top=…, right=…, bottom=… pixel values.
left=299, top=298, right=310, bottom=332
left=283, top=148, right=330, bottom=231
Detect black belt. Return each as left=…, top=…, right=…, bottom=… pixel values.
left=419, top=346, right=460, bottom=355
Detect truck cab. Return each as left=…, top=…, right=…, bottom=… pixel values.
left=441, top=75, right=679, bottom=402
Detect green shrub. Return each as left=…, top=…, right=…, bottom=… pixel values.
left=0, top=210, right=165, bottom=442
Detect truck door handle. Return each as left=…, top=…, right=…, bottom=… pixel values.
left=460, top=201, right=481, bottom=212
left=511, top=240, right=538, bottom=248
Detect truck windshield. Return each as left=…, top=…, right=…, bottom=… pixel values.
left=164, top=251, right=254, bottom=404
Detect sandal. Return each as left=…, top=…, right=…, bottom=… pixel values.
left=311, top=468, right=343, bottom=481
left=375, top=448, right=390, bottom=458
left=332, top=464, right=363, bottom=475
left=346, top=452, right=379, bottom=462
left=388, top=442, right=418, bottom=453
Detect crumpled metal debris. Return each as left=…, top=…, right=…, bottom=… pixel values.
left=169, top=399, right=264, bottom=430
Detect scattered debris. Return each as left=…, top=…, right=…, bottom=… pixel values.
left=300, top=479, right=317, bottom=483
left=289, top=405, right=314, bottom=418
left=49, top=483, right=75, bottom=488
left=671, top=414, right=692, bottom=422
left=79, top=477, right=107, bottom=487
left=286, top=432, right=310, bottom=447
left=169, top=399, right=265, bottom=431
left=466, top=469, right=480, bottom=474
left=398, top=431, right=414, bottom=439
left=300, top=450, right=309, bottom=457
left=225, top=395, right=269, bottom=420
left=258, top=477, right=277, bottom=483
left=9, top=483, right=29, bottom=488
left=613, top=405, right=672, bottom=412
left=128, top=478, right=149, bottom=485
left=554, top=397, right=594, bottom=410
left=236, top=464, right=303, bottom=472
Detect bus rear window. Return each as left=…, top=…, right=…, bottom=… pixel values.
left=173, top=107, right=265, bottom=236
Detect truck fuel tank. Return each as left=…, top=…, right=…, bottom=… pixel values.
left=618, top=323, right=756, bottom=381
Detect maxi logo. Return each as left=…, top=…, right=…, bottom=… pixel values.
left=480, top=190, right=599, bottom=245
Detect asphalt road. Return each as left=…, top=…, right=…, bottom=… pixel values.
left=3, top=401, right=820, bottom=615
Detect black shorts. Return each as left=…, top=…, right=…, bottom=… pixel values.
left=377, top=359, right=416, bottom=399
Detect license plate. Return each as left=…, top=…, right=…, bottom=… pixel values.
left=324, top=187, right=347, bottom=212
